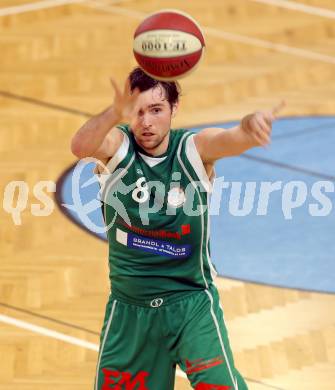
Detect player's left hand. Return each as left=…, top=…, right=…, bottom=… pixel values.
left=240, top=101, right=286, bottom=148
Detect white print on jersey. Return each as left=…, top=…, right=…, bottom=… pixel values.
left=132, top=177, right=149, bottom=204
left=167, top=187, right=186, bottom=208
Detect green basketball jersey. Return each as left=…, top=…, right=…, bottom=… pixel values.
left=96, top=124, right=218, bottom=301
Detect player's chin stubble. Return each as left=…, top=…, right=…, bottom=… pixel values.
left=140, top=130, right=170, bottom=151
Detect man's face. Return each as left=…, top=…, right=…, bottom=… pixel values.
left=129, top=85, right=177, bottom=153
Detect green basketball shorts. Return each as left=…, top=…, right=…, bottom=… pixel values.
left=94, top=283, right=248, bottom=390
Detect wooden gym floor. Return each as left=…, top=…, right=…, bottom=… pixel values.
left=0, top=0, right=334, bottom=389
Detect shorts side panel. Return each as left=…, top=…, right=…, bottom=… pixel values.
left=175, top=285, right=249, bottom=390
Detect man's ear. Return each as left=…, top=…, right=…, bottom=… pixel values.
left=171, top=102, right=178, bottom=117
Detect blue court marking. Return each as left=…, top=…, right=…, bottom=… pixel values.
left=58, top=116, right=335, bottom=294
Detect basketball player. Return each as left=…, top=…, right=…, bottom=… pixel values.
left=71, top=67, right=284, bottom=390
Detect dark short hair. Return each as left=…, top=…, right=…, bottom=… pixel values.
left=128, top=67, right=180, bottom=108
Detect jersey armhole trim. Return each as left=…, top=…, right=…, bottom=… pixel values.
left=94, top=131, right=129, bottom=178
left=185, top=134, right=215, bottom=193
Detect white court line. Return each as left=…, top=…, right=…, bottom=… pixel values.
left=204, top=26, right=335, bottom=65
left=0, top=313, right=99, bottom=351
left=0, top=0, right=88, bottom=17
left=0, top=313, right=187, bottom=379
left=251, top=0, right=335, bottom=19
left=84, top=1, right=335, bottom=65
left=85, top=0, right=145, bottom=18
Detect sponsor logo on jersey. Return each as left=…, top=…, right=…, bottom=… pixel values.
left=181, top=224, right=191, bottom=235
left=101, top=368, right=149, bottom=389
left=118, top=217, right=191, bottom=240
left=116, top=228, right=192, bottom=259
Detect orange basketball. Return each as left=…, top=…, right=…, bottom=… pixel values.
left=133, top=9, right=205, bottom=81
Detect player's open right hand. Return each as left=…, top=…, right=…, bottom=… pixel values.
left=110, top=78, right=140, bottom=121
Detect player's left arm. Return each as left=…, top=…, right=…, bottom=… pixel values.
left=194, top=101, right=285, bottom=163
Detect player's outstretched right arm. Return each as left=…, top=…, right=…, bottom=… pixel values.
left=194, top=101, right=286, bottom=163
left=70, top=78, right=140, bottom=160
